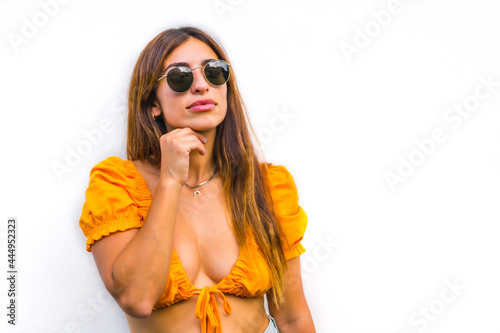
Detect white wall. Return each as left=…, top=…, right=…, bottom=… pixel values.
left=1, top=0, right=500, bottom=332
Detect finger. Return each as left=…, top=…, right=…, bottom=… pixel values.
left=192, top=131, right=208, bottom=144
left=177, top=127, right=207, bottom=143
left=182, top=137, right=207, bottom=155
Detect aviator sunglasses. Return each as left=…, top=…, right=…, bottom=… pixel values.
left=157, top=59, right=231, bottom=93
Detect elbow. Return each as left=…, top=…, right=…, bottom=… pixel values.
left=107, top=265, right=166, bottom=318
left=107, top=269, right=156, bottom=318
left=116, top=293, right=155, bottom=318
left=275, top=316, right=316, bottom=333
left=107, top=279, right=155, bottom=318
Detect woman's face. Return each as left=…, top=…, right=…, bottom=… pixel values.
left=154, top=37, right=228, bottom=133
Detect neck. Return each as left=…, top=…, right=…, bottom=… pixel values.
left=186, top=127, right=218, bottom=185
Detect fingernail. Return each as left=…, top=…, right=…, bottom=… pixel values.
left=203, top=137, right=208, bottom=142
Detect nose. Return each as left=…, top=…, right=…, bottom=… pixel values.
left=190, top=66, right=209, bottom=93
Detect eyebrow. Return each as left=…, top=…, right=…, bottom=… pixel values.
left=163, top=58, right=216, bottom=74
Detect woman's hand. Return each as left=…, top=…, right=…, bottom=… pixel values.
left=158, top=127, right=207, bottom=185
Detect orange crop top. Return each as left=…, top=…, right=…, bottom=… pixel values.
left=79, top=156, right=307, bottom=332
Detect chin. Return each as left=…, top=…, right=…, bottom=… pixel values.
left=190, top=124, right=219, bottom=132
left=167, top=113, right=226, bottom=132
left=192, top=116, right=226, bottom=131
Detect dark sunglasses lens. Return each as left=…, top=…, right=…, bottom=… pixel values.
left=204, top=60, right=230, bottom=86
left=167, top=67, right=193, bottom=92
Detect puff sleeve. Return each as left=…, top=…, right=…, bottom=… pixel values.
left=79, top=156, right=148, bottom=252
left=267, top=164, right=308, bottom=261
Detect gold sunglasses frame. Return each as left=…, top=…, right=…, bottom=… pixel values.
left=156, top=60, right=231, bottom=92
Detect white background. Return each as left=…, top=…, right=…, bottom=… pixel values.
left=1, top=0, right=500, bottom=332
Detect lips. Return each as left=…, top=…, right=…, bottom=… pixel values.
left=187, top=99, right=216, bottom=109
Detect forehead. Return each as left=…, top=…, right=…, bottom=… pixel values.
left=163, top=37, right=218, bottom=69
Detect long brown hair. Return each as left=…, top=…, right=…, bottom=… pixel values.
left=126, top=26, right=290, bottom=307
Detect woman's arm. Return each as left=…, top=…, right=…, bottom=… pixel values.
left=91, top=177, right=182, bottom=318
left=90, top=128, right=206, bottom=318
left=267, top=256, right=316, bottom=333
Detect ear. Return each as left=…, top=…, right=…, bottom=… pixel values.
left=152, top=101, right=162, bottom=118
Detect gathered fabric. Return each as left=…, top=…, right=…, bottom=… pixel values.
left=195, top=286, right=233, bottom=333
left=79, top=156, right=307, bottom=332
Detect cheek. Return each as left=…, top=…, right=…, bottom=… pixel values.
left=218, top=97, right=228, bottom=117
left=220, top=87, right=228, bottom=112
left=158, top=92, right=185, bottom=115
left=221, top=101, right=228, bottom=115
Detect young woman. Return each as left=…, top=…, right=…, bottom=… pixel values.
left=79, top=26, right=315, bottom=333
